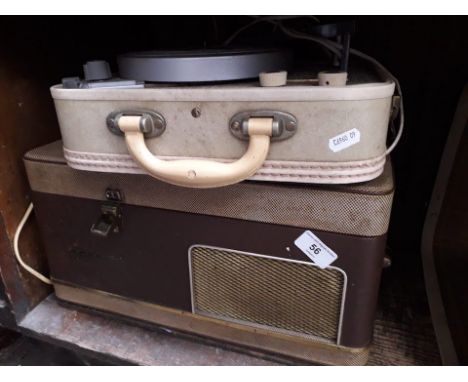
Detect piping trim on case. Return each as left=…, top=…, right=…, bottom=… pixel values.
left=63, top=147, right=386, bottom=184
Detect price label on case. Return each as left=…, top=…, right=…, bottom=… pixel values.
left=329, top=128, right=361, bottom=152
left=294, top=230, right=338, bottom=269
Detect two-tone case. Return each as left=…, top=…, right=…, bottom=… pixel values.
left=24, top=141, right=395, bottom=365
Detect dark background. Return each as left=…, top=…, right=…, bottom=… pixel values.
left=0, top=15, right=467, bottom=266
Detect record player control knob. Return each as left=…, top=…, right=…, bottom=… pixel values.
left=259, top=71, right=287, bottom=87
left=318, top=71, right=348, bottom=87
left=83, top=60, right=112, bottom=81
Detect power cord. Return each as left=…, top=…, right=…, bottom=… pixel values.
left=13, top=202, right=52, bottom=285
left=224, top=17, right=404, bottom=155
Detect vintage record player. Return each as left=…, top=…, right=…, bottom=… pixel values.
left=53, top=35, right=402, bottom=188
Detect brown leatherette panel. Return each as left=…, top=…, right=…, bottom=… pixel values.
left=31, top=191, right=386, bottom=348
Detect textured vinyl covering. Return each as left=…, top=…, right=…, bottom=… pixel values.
left=190, top=246, right=344, bottom=342
left=50, top=82, right=394, bottom=185
left=25, top=141, right=394, bottom=237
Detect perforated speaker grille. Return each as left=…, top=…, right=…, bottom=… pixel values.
left=190, top=246, right=345, bottom=343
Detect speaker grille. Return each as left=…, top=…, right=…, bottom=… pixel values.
left=190, top=246, right=345, bottom=343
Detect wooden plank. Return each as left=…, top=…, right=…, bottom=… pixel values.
left=0, top=26, right=60, bottom=321
left=18, top=295, right=284, bottom=366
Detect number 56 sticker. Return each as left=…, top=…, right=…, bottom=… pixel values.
left=294, top=230, right=338, bottom=269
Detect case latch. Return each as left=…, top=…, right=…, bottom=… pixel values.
left=90, top=188, right=123, bottom=237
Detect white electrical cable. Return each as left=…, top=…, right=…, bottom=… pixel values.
left=225, top=18, right=404, bottom=156
left=222, top=16, right=320, bottom=46
left=349, top=48, right=404, bottom=155
left=13, top=202, right=52, bottom=285
left=267, top=21, right=405, bottom=155
left=280, top=24, right=405, bottom=155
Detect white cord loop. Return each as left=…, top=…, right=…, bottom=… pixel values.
left=13, top=202, right=52, bottom=285
left=276, top=22, right=405, bottom=156
left=224, top=17, right=404, bottom=156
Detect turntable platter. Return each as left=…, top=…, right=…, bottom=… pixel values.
left=117, top=48, right=292, bottom=83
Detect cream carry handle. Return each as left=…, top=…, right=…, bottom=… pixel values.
left=118, top=116, right=273, bottom=188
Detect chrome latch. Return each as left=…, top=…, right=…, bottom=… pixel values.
left=90, top=188, right=123, bottom=237
left=229, top=110, right=297, bottom=141
left=106, top=110, right=166, bottom=138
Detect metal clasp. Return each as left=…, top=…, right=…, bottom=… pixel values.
left=90, top=188, right=123, bottom=237
left=106, top=110, right=166, bottom=138
left=229, top=110, right=297, bottom=141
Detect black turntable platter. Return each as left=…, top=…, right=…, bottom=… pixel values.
left=117, top=48, right=292, bottom=83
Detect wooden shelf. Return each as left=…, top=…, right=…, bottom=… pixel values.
left=18, top=295, right=284, bottom=366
